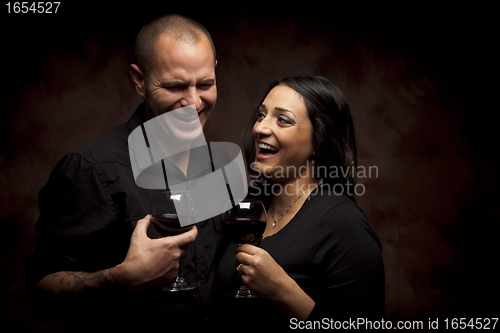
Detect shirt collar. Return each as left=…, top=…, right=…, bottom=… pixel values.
left=126, top=103, right=147, bottom=134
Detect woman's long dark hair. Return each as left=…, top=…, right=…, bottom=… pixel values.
left=245, top=75, right=358, bottom=200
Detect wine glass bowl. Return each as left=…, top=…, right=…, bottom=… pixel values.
left=221, top=201, right=267, bottom=244
left=150, top=190, right=199, bottom=292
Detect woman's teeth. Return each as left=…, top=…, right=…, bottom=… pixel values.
left=258, top=143, right=278, bottom=152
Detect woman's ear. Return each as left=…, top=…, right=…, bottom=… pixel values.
left=130, top=64, right=146, bottom=98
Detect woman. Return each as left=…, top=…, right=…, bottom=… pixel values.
left=212, top=75, right=384, bottom=328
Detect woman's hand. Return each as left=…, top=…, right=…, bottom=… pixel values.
left=235, top=244, right=293, bottom=302
left=235, top=244, right=315, bottom=320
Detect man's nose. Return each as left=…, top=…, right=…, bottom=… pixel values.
left=180, top=86, right=202, bottom=110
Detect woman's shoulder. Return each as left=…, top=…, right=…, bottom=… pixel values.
left=306, top=186, right=364, bottom=219
left=306, top=186, right=379, bottom=240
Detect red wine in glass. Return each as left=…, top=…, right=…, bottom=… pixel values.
left=221, top=218, right=266, bottom=244
left=152, top=213, right=195, bottom=236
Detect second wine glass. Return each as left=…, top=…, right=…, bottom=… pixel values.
left=221, top=199, right=267, bottom=298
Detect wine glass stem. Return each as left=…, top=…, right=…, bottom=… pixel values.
left=176, top=256, right=185, bottom=282
left=236, top=264, right=253, bottom=297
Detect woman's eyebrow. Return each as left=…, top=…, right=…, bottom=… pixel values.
left=275, top=107, right=295, bottom=117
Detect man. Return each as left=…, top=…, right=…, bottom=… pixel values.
left=26, top=14, right=222, bottom=330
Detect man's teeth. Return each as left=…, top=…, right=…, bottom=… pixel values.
left=259, top=143, right=278, bottom=152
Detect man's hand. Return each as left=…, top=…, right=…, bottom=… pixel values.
left=32, top=215, right=197, bottom=322
left=114, top=215, right=198, bottom=292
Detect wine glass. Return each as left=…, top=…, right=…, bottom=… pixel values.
left=221, top=199, right=267, bottom=298
left=150, top=190, right=199, bottom=292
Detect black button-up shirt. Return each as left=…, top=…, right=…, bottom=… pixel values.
left=27, top=104, right=228, bottom=330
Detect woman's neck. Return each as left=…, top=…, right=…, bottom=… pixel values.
left=270, top=176, right=320, bottom=210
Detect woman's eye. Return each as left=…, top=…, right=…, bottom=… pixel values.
left=277, top=116, right=292, bottom=125
left=256, top=112, right=266, bottom=120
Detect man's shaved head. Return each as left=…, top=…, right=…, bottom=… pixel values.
left=135, top=14, right=216, bottom=75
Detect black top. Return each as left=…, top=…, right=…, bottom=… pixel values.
left=26, top=104, right=225, bottom=330
left=211, top=186, right=385, bottom=330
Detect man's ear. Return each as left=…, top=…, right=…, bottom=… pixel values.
left=130, top=64, right=146, bottom=98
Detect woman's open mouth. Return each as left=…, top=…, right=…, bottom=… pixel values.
left=256, top=142, right=279, bottom=160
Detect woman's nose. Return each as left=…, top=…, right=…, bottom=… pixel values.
left=253, top=118, right=273, bottom=137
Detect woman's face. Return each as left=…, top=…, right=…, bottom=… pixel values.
left=252, top=84, right=315, bottom=182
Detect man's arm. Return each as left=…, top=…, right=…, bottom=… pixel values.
left=32, top=269, right=120, bottom=322
left=31, top=216, right=197, bottom=322
left=37, top=269, right=120, bottom=296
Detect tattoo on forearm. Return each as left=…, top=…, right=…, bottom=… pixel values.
left=34, top=268, right=125, bottom=320
left=46, top=268, right=122, bottom=297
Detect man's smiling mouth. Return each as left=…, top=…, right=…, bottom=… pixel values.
left=170, top=108, right=204, bottom=123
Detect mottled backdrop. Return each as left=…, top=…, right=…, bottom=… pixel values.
left=1, top=3, right=497, bottom=331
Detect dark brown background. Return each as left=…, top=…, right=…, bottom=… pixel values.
left=1, top=3, right=498, bottom=331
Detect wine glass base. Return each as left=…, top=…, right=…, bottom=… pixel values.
left=162, top=281, right=200, bottom=292
left=225, top=290, right=258, bottom=298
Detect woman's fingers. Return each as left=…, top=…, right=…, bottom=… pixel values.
left=234, top=245, right=263, bottom=278
left=235, top=243, right=260, bottom=255
left=235, top=251, right=253, bottom=266
left=235, top=244, right=265, bottom=266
